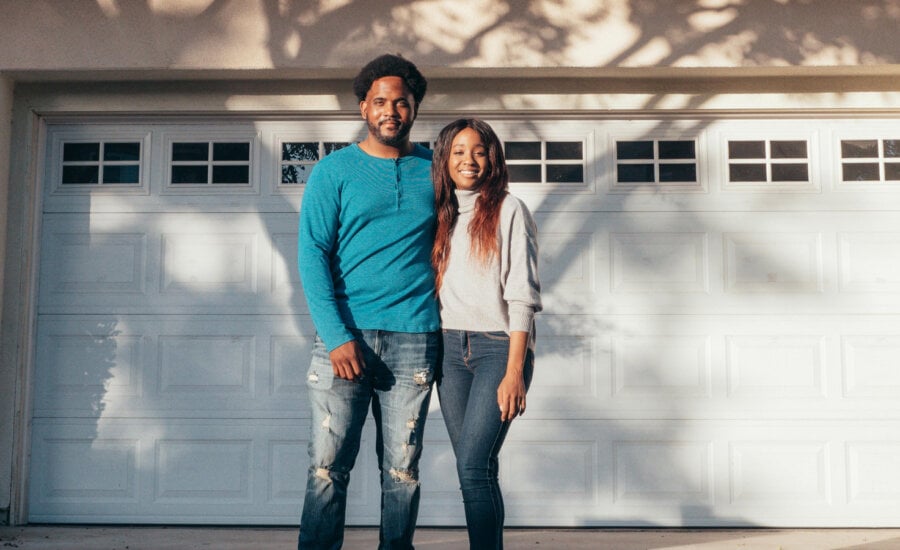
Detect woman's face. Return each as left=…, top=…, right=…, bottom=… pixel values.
left=447, top=127, right=488, bottom=191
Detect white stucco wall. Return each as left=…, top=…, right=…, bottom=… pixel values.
left=1, top=0, right=898, bottom=74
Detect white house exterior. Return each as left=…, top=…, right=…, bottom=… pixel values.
left=2, top=0, right=900, bottom=527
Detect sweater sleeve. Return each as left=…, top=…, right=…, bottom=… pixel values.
left=297, top=165, right=354, bottom=351
left=501, top=197, right=543, bottom=333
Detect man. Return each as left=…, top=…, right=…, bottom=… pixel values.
left=297, top=54, right=440, bottom=550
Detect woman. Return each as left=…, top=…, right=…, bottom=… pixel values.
left=432, top=118, right=542, bottom=550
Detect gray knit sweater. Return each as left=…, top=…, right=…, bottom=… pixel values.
left=438, top=189, right=542, bottom=333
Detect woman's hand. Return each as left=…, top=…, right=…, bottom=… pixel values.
left=498, top=331, right=530, bottom=422
left=497, top=372, right=527, bottom=422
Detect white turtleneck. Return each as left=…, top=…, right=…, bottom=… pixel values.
left=438, top=189, right=542, bottom=333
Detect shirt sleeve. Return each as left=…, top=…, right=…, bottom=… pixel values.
left=297, top=165, right=354, bottom=351
left=501, top=198, right=543, bottom=333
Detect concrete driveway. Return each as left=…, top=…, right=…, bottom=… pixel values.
left=2, top=526, right=900, bottom=549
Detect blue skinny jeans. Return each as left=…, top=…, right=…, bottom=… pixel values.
left=438, top=330, right=534, bottom=550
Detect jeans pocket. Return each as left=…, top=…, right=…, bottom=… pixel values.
left=306, top=335, right=335, bottom=390
left=482, top=330, right=510, bottom=342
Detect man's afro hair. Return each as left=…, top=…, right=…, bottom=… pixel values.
left=352, top=54, right=427, bottom=105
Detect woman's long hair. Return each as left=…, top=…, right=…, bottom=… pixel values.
left=431, top=118, right=509, bottom=291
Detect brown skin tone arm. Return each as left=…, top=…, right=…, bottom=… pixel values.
left=497, top=330, right=529, bottom=422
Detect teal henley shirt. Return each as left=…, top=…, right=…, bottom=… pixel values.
left=298, top=143, right=440, bottom=351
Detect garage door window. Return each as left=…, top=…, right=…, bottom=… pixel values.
left=279, top=141, right=430, bottom=186
left=61, top=141, right=142, bottom=185
left=616, top=140, right=697, bottom=183
left=728, top=140, right=809, bottom=183
left=280, top=141, right=350, bottom=184
left=170, top=141, right=251, bottom=185
left=504, top=140, right=584, bottom=184
left=613, top=139, right=700, bottom=192
left=840, top=139, right=900, bottom=182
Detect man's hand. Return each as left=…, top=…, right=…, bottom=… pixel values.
left=329, top=340, right=365, bottom=381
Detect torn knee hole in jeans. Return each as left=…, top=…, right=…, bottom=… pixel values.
left=315, top=467, right=332, bottom=483
left=320, top=414, right=341, bottom=437
left=389, top=467, right=419, bottom=484
left=413, top=370, right=430, bottom=386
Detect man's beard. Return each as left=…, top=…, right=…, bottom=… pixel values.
left=367, top=118, right=412, bottom=148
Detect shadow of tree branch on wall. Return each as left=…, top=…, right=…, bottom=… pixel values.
left=258, top=0, right=899, bottom=68
left=20, top=0, right=898, bottom=527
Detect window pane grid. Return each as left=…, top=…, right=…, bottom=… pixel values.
left=615, top=139, right=697, bottom=184
left=280, top=141, right=351, bottom=185
left=727, top=139, right=809, bottom=183
left=840, top=139, right=900, bottom=182
left=61, top=141, right=141, bottom=185
left=170, top=141, right=251, bottom=185
left=503, top=140, right=584, bottom=184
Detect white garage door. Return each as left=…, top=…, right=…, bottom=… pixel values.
left=28, top=116, right=900, bottom=526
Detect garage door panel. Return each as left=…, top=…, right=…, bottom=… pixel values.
left=530, top=330, right=607, bottom=405
left=491, top=421, right=900, bottom=527
left=531, top=315, right=900, bottom=419
left=157, top=333, right=255, bottom=399
left=612, top=441, right=714, bottom=505
left=612, top=334, right=712, bottom=399
left=270, top=231, right=302, bottom=295
left=838, top=232, right=900, bottom=292
left=537, top=211, right=900, bottom=315
left=723, top=232, right=824, bottom=293
left=154, top=438, right=254, bottom=504
left=841, top=335, right=900, bottom=398
left=29, top=420, right=150, bottom=522
left=504, top=440, right=599, bottom=503
left=28, top=399, right=900, bottom=526
left=32, top=312, right=900, bottom=522
left=39, top=230, right=147, bottom=296
left=30, top=432, right=140, bottom=506
left=39, top=213, right=307, bottom=315
left=34, top=315, right=316, bottom=418
left=725, top=335, right=826, bottom=399
left=846, top=442, right=900, bottom=505
left=611, top=232, right=710, bottom=294
left=538, top=231, right=599, bottom=307
left=159, top=232, right=259, bottom=295
left=33, top=318, right=145, bottom=417
left=28, top=418, right=382, bottom=524
left=730, top=440, right=832, bottom=505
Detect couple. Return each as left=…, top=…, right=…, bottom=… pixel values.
left=297, top=54, right=542, bottom=550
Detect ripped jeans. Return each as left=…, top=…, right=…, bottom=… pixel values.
left=298, top=329, right=441, bottom=550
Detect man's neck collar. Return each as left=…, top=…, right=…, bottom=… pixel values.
left=358, top=138, right=414, bottom=159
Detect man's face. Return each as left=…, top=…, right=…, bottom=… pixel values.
left=360, top=76, right=417, bottom=148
